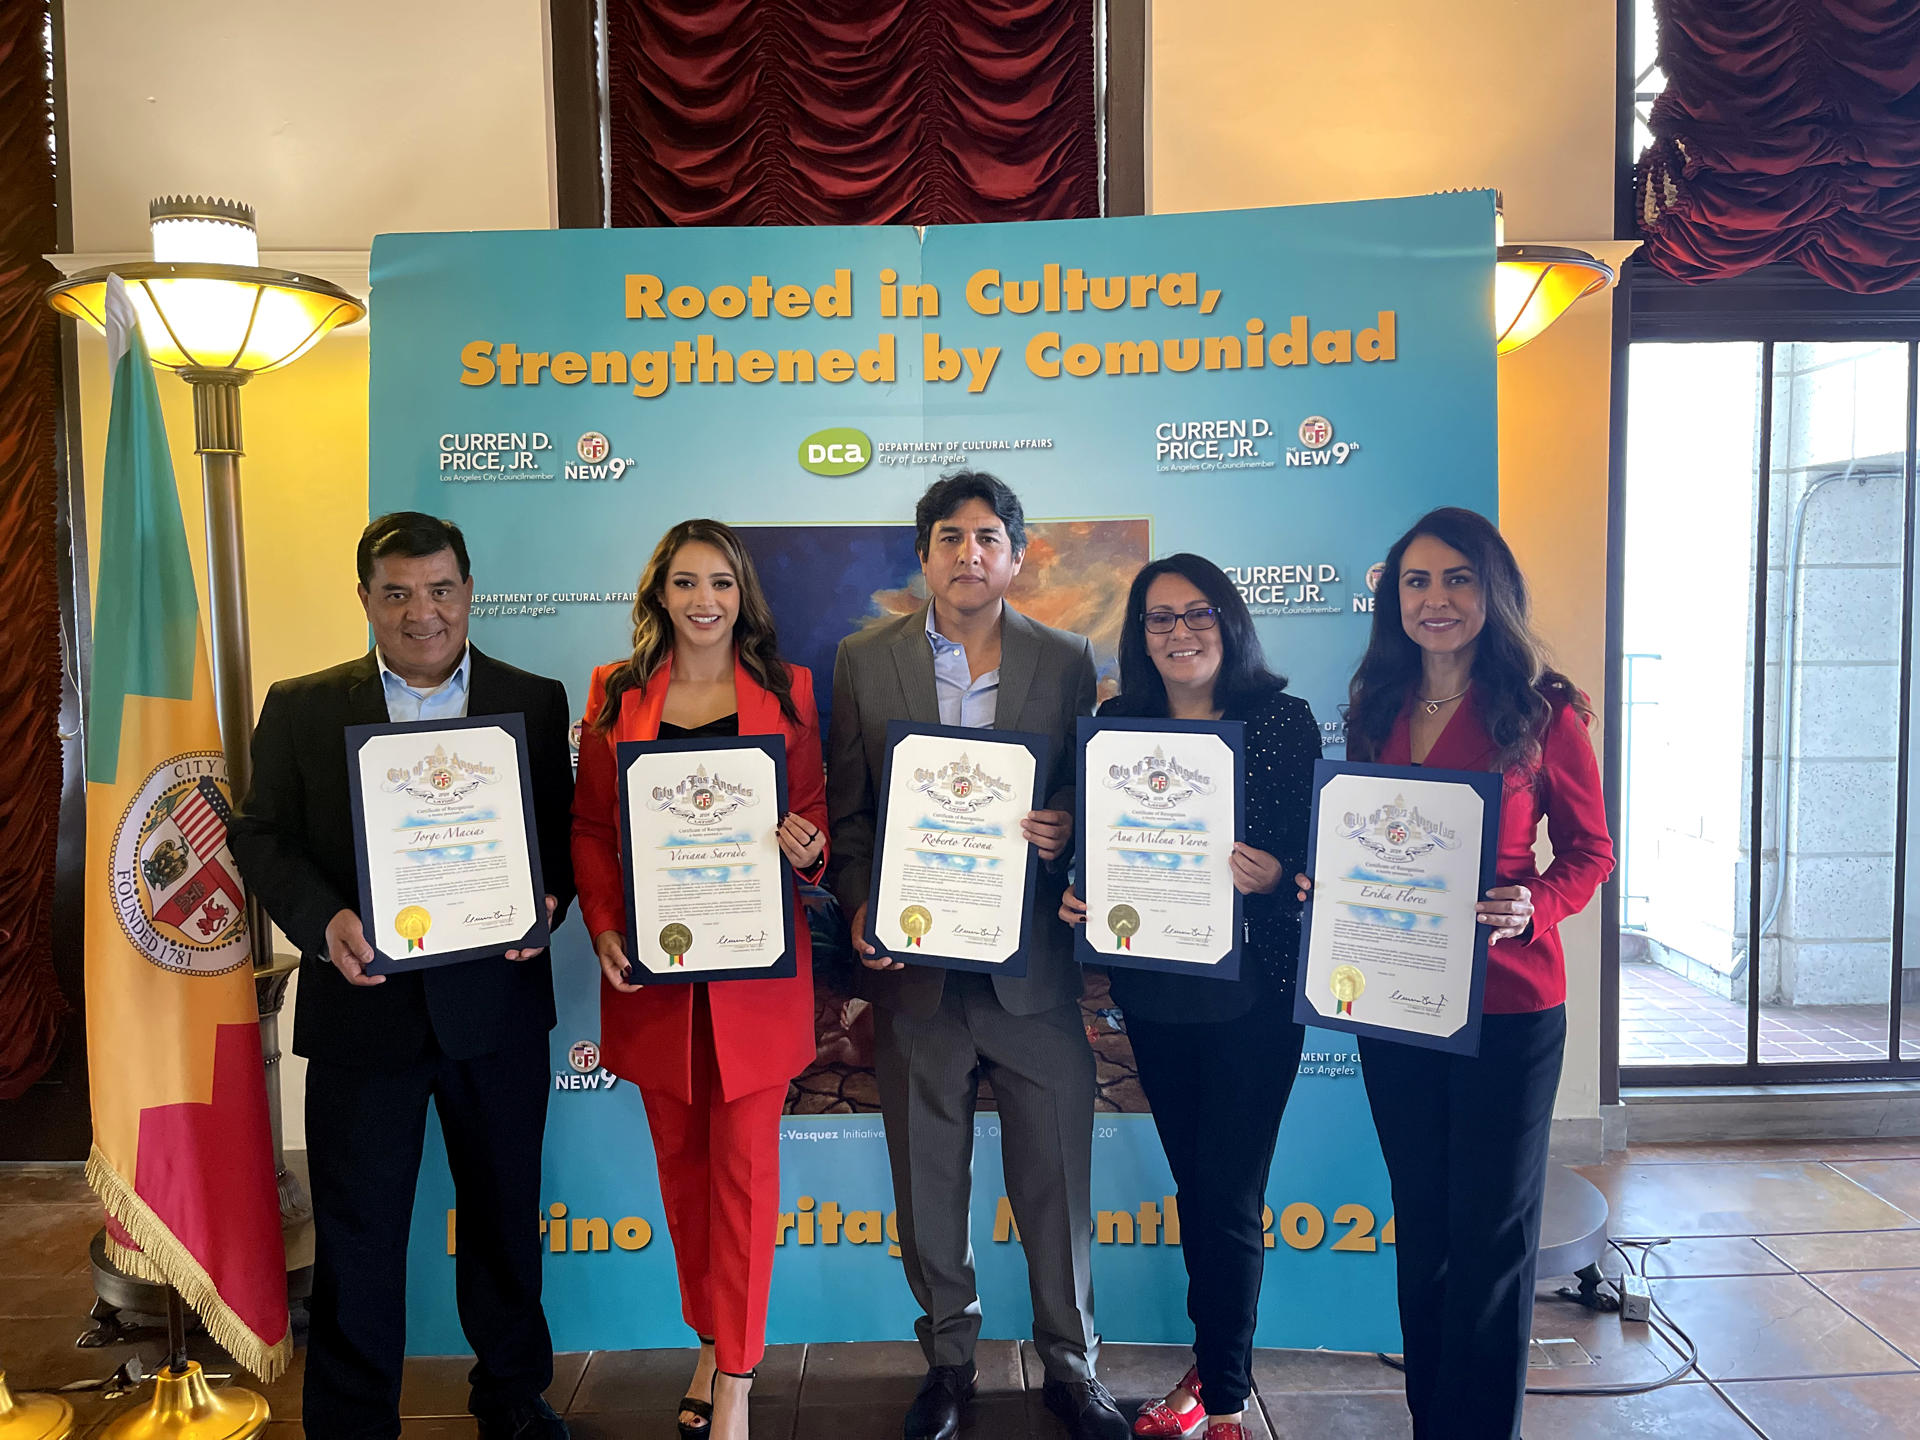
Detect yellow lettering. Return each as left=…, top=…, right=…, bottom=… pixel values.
left=625, top=273, right=664, bottom=319
left=590, top=350, right=627, bottom=384
left=459, top=340, right=495, bottom=386
left=738, top=349, right=774, bottom=383
left=966, top=268, right=1001, bottom=316
left=1359, top=311, right=1397, bottom=361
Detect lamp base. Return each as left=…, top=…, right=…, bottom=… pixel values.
left=97, top=1364, right=267, bottom=1440
left=0, top=1372, right=75, bottom=1440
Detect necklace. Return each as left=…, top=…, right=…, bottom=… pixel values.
left=1418, top=686, right=1468, bottom=716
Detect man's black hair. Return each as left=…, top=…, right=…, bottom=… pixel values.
left=357, top=512, right=471, bottom=586
left=913, top=471, right=1027, bottom=559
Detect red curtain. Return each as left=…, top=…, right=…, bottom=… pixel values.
left=1637, top=1, right=1920, bottom=292
left=0, top=3, right=68, bottom=1098
left=607, top=0, right=1098, bottom=227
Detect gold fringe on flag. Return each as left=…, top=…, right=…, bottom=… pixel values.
left=86, top=1147, right=291, bottom=1384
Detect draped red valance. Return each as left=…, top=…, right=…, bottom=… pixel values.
left=0, top=1, right=69, bottom=1098
left=607, top=0, right=1099, bottom=227
left=1637, top=0, right=1920, bottom=293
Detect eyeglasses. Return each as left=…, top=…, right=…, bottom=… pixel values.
left=1142, top=606, right=1220, bottom=634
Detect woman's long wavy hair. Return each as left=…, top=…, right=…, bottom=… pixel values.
left=592, top=519, right=797, bottom=730
left=1347, top=507, right=1588, bottom=773
left=1104, top=553, right=1287, bottom=718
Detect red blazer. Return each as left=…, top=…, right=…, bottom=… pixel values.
left=571, top=655, right=828, bottom=1102
left=1378, top=687, right=1613, bottom=1014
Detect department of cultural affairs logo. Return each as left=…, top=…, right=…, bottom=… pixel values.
left=110, top=754, right=251, bottom=976
left=1338, top=796, right=1460, bottom=865
left=649, top=765, right=758, bottom=825
left=1102, top=746, right=1216, bottom=811
left=577, top=431, right=611, bottom=463
left=568, top=1039, right=601, bottom=1074
left=1298, top=415, right=1333, bottom=448
left=381, top=744, right=500, bottom=805
left=910, top=753, right=1013, bottom=815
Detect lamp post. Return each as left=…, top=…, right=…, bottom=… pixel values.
left=44, top=202, right=364, bottom=1435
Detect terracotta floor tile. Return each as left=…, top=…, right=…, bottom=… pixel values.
left=1809, top=1270, right=1920, bottom=1363
left=1577, top=1163, right=1916, bottom=1237
left=396, top=1350, right=588, bottom=1418
left=569, top=1344, right=803, bottom=1414
left=1763, top=1230, right=1920, bottom=1273
left=0, top=1166, right=94, bottom=1207
left=1636, top=1236, right=1792, bottom=1278
left=0, top=1267, right=98, bottom=1319
left=1831, top=1160, right=1920, bottom=1223
left=1520, top=1382, right=1762, bottom=1439
left=1623, top=1141, right=1920, bottom=1165
left=1251, top=1347, right=1403, bottom=1394
left=805, top=1338, right=1020, bottom=1407
left=1260, top=1389, right=1411, bottom=1439
left=1720, top=1372, right=1920, bottom=1438
left=1522, top=1299, right=1697, bottom=1390
left=0, top=1204, right=102, bottom=1278
left=1651, top=1274, right=1915, bottom=1381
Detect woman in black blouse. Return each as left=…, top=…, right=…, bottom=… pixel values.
left=1062, top=554, right=1320, bottom=1440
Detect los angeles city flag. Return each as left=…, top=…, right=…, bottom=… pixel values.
left=83, top=276, right=290, bottom=1380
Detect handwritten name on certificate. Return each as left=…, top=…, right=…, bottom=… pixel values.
left=353, top=721, right=542, bottom=968
left=873, top=731, right=1036, bottom=968
left=1080, top=722, right=1240, bottom=973
left=619, top=740, right=789, bottom=979
left=1299, top=768, right=1489, bottom=1045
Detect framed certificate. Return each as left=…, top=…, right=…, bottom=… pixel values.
left=864, top=720, right=1049, bottom=976
left=616, top=734, right=796, bottom=984
left=345, top=713, right=549, bottom=975
left=1292, top=759, right=1503, bottom=1055
left=1073, top=716, right=1245, bottom=979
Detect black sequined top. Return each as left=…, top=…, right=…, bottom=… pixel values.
left=1101, top=687, right=1321, bottom=1025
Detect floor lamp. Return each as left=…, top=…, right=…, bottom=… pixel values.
left=45, top=197, right=364, bottom=1440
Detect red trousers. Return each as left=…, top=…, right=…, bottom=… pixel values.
left=639, top=988, right=787, bottom=1374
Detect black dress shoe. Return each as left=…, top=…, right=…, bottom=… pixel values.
left=473, top=1394, right=569, bottom=1440
left=1042, top=1376, right=1129, bottom=1440
left=904, top=1363, right=976, bottom=1440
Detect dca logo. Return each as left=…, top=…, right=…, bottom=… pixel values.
left=798, top=427, right=872, bottom=477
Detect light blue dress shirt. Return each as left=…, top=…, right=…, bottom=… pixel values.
left=926, top=606, right=999, bottom=729
left=378, top=644, right=472, bottom=723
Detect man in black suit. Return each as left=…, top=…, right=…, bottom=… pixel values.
left=231, top=512, right=575, bottom=1440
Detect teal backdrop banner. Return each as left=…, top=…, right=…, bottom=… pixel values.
left=365, top=192, right=1497, bottom=1354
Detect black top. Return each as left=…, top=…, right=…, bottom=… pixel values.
left=658, top=712, right=740, bottom=740
left=1100, top=687, right=1321, bottom=1025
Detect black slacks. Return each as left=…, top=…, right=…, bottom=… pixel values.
left=1360, top=1006, right=1566, bottom=1440
left=1127, top=995, right=1305, bottom=1416
left=303, top=1034, right=554, bottom=1440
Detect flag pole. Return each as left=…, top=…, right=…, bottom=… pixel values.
left=96, top=1290, right=268, bottom=1440
left=0, top=1370, right=73, bottom=1440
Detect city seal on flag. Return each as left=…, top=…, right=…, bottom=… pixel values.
left=109, top=750, right=250, bottom=976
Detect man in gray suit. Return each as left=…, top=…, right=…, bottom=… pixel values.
left=827, top=473, right=1126, bottom=1440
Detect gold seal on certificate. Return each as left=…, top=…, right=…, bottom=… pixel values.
left=1294, top=759, right=1500, bottom=1055
left=618, top=737, right=795, bottom=982
left=867, top=722, right=1047, bottom=973
left=1075, top=718, right=1244, bottom=978
left=346, top=714, right=549, bottom=974
left=659, top=922, right=693, bottom=966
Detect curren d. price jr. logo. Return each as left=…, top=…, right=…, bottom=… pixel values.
left=1153, top=417, right=1275, bottom=473
left=440, top=431, right=553, bottom=478
left=1224, top=563, right=1343, bottom=616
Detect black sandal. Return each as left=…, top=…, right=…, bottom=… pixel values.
left=677, top=1337, right=717, bottom=1439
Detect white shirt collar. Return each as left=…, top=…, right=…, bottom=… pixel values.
left=376, top=643, right=472, bottom=696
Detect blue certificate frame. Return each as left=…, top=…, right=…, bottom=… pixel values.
left=616, top=733, right=797, bottom=985
left=1072, top=715, right=1246, bottom=980
left=1292, top=758, right=1504, bottom=1056
left=863, top=720, right=1051, bottom=978
left=346, top=712, right=550, bottom=976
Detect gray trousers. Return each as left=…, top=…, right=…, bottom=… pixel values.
left=873, top=971, right=1098, bottom=1381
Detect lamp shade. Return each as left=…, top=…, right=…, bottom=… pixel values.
left=46, top=262, right=365, bottom=375
left=1495, top=245, right=1613, bottom=355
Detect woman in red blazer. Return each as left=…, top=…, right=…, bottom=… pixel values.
left=571, top=519, right=827, bottom=1440
left=1301, top=507, right=1612, bottom=1440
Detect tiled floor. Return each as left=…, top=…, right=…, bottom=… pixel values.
left=9, top=1140, right=1920, bottom=1436
left=1621, top=961, right=1920, bottom=1066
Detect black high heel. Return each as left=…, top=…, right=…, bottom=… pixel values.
left=677, top=1337, right=717, bottom=1439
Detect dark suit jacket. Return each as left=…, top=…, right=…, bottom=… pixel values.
left=230, top=647, right=577, bottom=1070
left=1100, top=687, right=1320, bottom=1024
left=826, top=603, right=1097, bottom=1019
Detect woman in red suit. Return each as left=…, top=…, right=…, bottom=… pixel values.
left=1300, top=507, right=1612, bottom=1440
left=572, top=519, right=827, bottom=1440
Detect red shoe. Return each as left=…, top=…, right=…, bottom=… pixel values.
left=1132, top=1367, right=1205, bottom=1437
left=1200, top=1426, right=1246, bottom=1440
